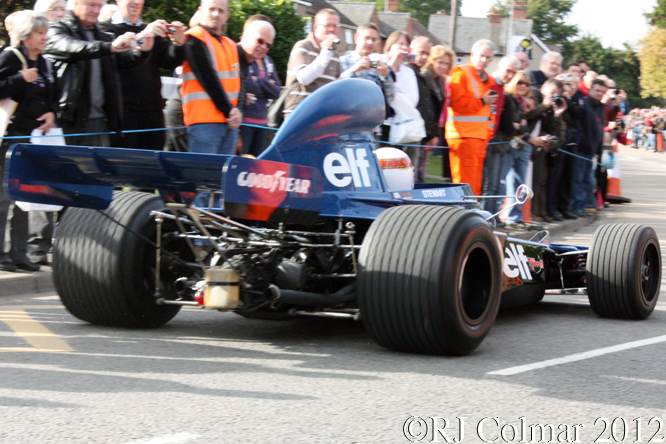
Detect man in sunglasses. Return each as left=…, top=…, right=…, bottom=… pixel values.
left=237, top=20, right=281, bottom=156
left=283, top=8, right=341, bottom=118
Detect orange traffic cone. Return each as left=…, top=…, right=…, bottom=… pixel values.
left=657, top=131, right=665, bottom=152
left=606, top=139, right=631, bottom=204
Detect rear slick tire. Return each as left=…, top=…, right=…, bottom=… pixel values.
left=587, top=223, right=661, bottom=319
left=53, top=191, right=181, bottom=328
left=358, top=205, right=503, bottom=355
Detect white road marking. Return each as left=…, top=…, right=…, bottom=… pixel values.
left=123, top=433, right=199, bottom=444
left=488, top=334, right=666, bottom=376
left=32, top=296, right=60, bottom=300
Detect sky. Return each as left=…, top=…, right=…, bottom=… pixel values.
left=460, top=0, right=657, bottom=49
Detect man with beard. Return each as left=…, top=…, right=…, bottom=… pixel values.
left=529, top=51, right=562, bottom=89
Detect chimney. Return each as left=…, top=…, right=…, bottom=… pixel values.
left=387, top=0, right=399, bottom=12
left=513, top=0, right=528, bottom=20
left=489, top=9, right=502, bottom=50
left=489, top=9, right=502, bottom=24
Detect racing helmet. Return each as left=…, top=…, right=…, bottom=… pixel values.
left=375, top=147, right=414, bottom=191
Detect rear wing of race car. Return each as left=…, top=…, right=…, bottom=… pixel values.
left=5, top=144, right=233, bottom=209
left=5, top=145, right=324, bottom=224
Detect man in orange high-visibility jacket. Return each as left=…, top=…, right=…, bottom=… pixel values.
left=181, top=0, right=244, bottom=155
left=446, top=39, right=499, bottom=195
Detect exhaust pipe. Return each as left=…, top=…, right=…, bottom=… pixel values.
left=173, top=277, right=196, bottom=295
left=269, top=283, right=356, bottom=307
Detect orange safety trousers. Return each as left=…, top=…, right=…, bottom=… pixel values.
left=448, top=138, right=488, bottom=196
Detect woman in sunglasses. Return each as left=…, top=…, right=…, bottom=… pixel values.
left=238, top=18, right=281, bottom=157
left=502, top=70, right=549, bottom=229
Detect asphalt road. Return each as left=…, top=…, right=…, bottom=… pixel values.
left=1, top=144, right=666, bottom=444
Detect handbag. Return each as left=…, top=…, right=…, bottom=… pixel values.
left=0, top=47, right=28, bottom=137
left=267, top=82, right=300, bottom=128
left=388, top=92, right=426, bottom=144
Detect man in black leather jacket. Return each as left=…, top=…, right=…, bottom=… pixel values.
left=45, top=0, right=153, bottom=147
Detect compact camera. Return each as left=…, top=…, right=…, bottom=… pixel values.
left=166, top=25, right=177, bottom=35
left=130, top=38, right=145, bottom=48
left=371, top=60, right=379, bottom=68
left=329, top=38, right=340, bottom=51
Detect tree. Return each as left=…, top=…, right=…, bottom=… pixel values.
left=400, top=0, right=458, bottom=26
left=354, top=0, right=461, bottom=28
left=142, top=0, right=200, bottom=27
left=638, top=27, right=666, bottom=100
left=645, top=0, right=666, bottom=29
left=1, top=0, right=35, bottom=46
left=226, top=0, right=305, bottom=84
left=488, top=0, right=511, bottom=16
left=564, top=33, right=658, bottom=109
left=528, top=0, right=579, bottom=47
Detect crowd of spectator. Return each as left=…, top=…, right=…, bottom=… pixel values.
left=0, top=0, right=648, bottom=272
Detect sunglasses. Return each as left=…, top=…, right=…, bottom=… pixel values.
left=517, top=81, right=530, bottom=86
left=256, top=37, right=272, bottom=49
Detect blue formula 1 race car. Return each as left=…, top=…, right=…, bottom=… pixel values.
left=4, top=79, right=662, bottom=355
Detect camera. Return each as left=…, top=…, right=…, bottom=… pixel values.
left=547, top=135, right=560, bottom=145
left=166, top=25, right=177, bottom=35
left=329, top=38, right=340, bottom=51
left=551, top=93, right=566, bottom=108
left=404, top=53, right=415, bottom=62
left=130, top=38, right=145, bottom=48
left=615, top=118, right=625, bottom=130
left=371, top=60, right=379, bottom=68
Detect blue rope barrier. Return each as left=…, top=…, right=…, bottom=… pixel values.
left=0, top=122, right=600, bottom=165
left=558, top=149, right=600, bottom=166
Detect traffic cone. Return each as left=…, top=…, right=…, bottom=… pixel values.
left=606, top=139, right=631, bottom=204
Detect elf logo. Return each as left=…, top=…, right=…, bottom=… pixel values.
left=323, top=148, right=372, bottom=188
left=503, top=243, right=532, bottom=280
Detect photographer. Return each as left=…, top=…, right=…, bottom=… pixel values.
left=283, top=9, right=341, bottom=119
left=524, top=78, right=572, bottom=222
left=340, top=23, right=394, bottom=113
left=551, top=73, right=583, bottom=220
left=98, top=0, right=187, bottom=150
left=570, top=78, right=608, bottom=218
left=45, top=0, right=155, bottom=147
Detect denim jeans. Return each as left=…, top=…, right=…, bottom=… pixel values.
left=570, top=152, right=594, bottom=213
left=505, top=144, right=533, bottom=224
left=240, top=125, right=268, bottom=157
left=187, top=123, right=238, bottom=155
left=481, top=142, right=512, bottom=215
left=187, top=123, right=238, bottom=208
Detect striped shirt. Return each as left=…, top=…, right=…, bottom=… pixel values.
left=284, top=32, right=340, bottom=115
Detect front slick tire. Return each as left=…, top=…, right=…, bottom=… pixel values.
left=358, top=206, right=502, bottom=355
left=53, top=191, right=181, bottom=328
left=587, top=223, right=661, bottom=319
